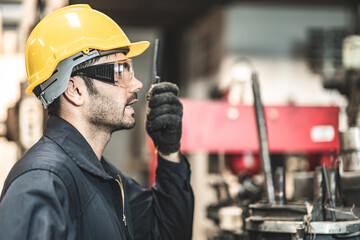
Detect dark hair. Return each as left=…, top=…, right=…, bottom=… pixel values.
left=47, top=97, right=61, bottom=116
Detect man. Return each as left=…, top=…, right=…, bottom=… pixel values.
left=0, top=4, right=194, bottom=240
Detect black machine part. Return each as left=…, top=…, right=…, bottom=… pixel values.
left=153, top=39, right=161, bottom=84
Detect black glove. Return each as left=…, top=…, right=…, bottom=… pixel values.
left=146, top=82, right=183, bottom=155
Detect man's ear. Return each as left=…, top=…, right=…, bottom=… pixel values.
left=63, top=77, right=85, bottom=106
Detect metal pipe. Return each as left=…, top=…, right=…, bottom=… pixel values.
left=274, top=167, right=286, bottom=205
left=252, top=72, right=275, bottom=204
left=296, top=224, right=305, bottom=240
left=336, top=159, right=347, bottom=206
left=313, top=166, right=325, bottom=221
left=322, top=164, right=336, bottom=221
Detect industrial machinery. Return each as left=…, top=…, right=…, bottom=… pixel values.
left=205, top=30, right=360, bottom=240
left=144, top=28, right=360, bottom=240
left=197, top=72, right=360, bottom=239
left=149, top=87, right=346, bottom=239
left=244, top=73, right=360, bottom=240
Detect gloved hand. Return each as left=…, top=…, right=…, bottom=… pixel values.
left=146, top=82, right=183, bottom=155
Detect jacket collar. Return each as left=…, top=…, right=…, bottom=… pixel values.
left=43, top=116, right=113, bottom=180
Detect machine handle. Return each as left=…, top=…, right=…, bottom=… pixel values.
left=252, top=72, right=275, bottom=204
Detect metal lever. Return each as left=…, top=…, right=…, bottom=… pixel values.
left=252, top=72, right=275, bottom=204
left=323, top=164, right=337, bottom=221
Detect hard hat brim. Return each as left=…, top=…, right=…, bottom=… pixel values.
left=126, top=41, right=150, bottom=59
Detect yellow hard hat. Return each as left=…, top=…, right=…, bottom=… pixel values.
left=25, top=4, right=150, bottom=95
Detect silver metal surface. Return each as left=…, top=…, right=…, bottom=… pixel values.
left=296, top=224, right=305, bottom=240
left=329, top=168, right=337, bottom=206
left=274, top=167, right=286, bottom=205
left=341, top=171, right=360, bottom=206
left=340, top=127, right=360, bottom=151
left=323, top=165, right=336, bottom=221
left=341, top=151, right=360, bottom=171
left=343, top=35, right=360, bottom=70
left=313, top=167, right=323, bottom=201
left=340, top=128, right=360, bottom=170
left=313, top=167, right=324, bottom=221
left=245, top=218, right=360, bottom=234
left=293, top=171, right=314, bottom=201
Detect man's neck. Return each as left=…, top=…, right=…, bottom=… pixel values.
left=60, top=114, right=110, bottom=160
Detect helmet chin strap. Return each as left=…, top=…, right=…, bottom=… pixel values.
left=34, top=49, right=100, bottom=109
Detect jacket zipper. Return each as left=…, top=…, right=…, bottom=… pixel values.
left=115, top=175, right=127, bottom=226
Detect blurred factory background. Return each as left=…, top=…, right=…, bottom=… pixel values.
left=2, top=0, right=360, bottom=239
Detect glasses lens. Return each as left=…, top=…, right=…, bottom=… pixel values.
left=72, top=59, right=134, bottom=88
left=115, top=59, right=134, bottom=87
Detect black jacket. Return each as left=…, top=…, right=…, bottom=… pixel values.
left=0, top=116, right=194, bottom=239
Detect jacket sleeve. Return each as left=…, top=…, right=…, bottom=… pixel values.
left=126, top=154, right=194, bottom=240
left=0, top=170, right=74, bottom=240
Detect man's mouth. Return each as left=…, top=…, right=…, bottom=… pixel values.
left=127, top=93, right=137, bottom=104
left=125, top=93, right=138, bottom=110
left=126, top=99, right=138, bottom=106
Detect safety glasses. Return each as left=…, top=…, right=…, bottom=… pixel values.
left=71, top=59, right=134, bottom=88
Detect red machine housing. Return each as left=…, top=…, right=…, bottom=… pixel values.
left=148, top=98, right=339, bottom=184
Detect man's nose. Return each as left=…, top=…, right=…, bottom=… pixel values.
left=128, top=77, right=143, bottom=92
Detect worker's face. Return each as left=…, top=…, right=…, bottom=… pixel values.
left=85, top=52, right=143, bottom=132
